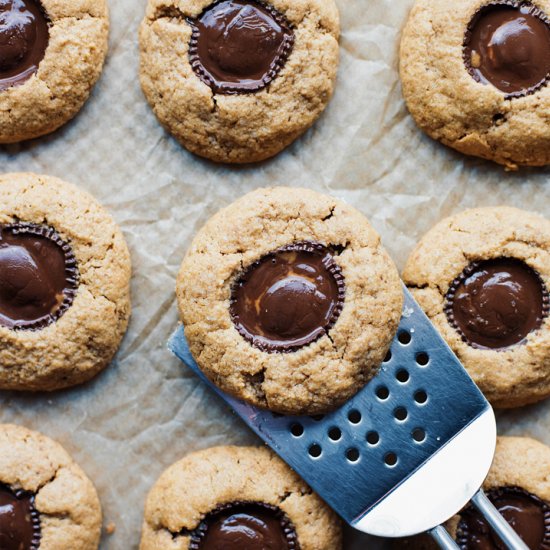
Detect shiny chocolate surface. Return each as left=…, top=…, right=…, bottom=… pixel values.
left=0, top=223, right=78, bottom=330
left=190, top=502, right=297, bottom=550
left=464, top=2, right=550, bottom=96
left=446, top=258, right=548, bottom=349
left=230, top=242, right=345, bottom=352
left=188, top=0, right=294, bottom=94
left=457, top=486, right=550, bottom=550
left=0, top=484, right=40, bottom=550
left=0, top=0, right=49, bottom=91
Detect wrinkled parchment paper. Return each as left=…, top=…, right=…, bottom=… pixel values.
left=0, top=0, right=549, bottom=548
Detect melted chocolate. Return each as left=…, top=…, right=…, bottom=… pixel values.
left=457, top=487, right=550, bottom=550
left=464, top=1, right=550, bottom=97
left=0, top=223, right=79, bottom=330
left=0, top=0, right=49, bottom=91
left=188, top=0, right=294, bottom=94
left=189, top=502, right=298, bottom=550
left=445, top=258, right=549, bottom=350
left=230, top=242, right=345, bottom=352
left=0, top=485, right=41, bottom=550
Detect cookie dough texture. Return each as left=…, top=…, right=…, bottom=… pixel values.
left=403, top=207, right=550, bottom=409
left=139, top=0, right=340, bottom=163
left=0, top=0, right=109, bottom=143
left=140, top=445, right=342, bottom=550
left=394, top=436, right=550, bottom=549
left=484, top=436, right=550, bottom=497
left=177, top=187, right=403, bottom=415
left=0, top=173, right=131, bottom=391
left=400, top=0, right=550, bottom=169
left=0, top=424, right=101, bottom=549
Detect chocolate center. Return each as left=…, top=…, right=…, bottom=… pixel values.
left=230, top=242, right=345, bottom=352
left=188, top=0, right=294, bottom=94
left=190, top=502, right=297, bottom=550
left=445, top=258, right=548, bottom=350
left=464, top=1, right=550, bottom=97
left=457, top=487, right=550, bottom=550
left=0, top=485, right=40, bottom=550
left=0, top=0, right=49, bottom=91
left=0, top=223, right=79, bottom=330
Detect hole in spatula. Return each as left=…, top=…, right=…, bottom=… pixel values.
left=309, top=444, right=322, bottom=458
left=412, top=428, right=426, bottom=442
left=384, top=452, right=398, bottom=467
left=398, top=330, right=411, bottom=345
left=346, top=448, right=360, bottom=462
left=348, top=410, right=361, bottom=424
left=328, top=427, right=342, bottom=441
left=396, top=369, right=409, bottom=383
left=383, top=350, right=392, bottom=362
left=290, top=423, right=304, bottom=437
left=366, top=431, right=379, bottom=445
left=376, top=386, right=390, bottom=400
left=414, top=390, right=428, bottom=405
left=394, top=407, right=408, bottom=421
left=416, top=352, right=429, bottom=366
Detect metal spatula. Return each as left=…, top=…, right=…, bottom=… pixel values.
left=168, top=286, right=529, bottom=550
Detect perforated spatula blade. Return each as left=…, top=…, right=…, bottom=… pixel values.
left=168, top=287, right=528, bottom=549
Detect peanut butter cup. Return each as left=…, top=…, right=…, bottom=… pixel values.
left=188, top=0, right=294, bottom=94
left=189, top=501, right=298, bottom=550
left=457, top=486, right=550, bottom=550
left=230, top=242, right=345, bottom=353
left=0, top=0, right=49, bottom=91
left=463, top=1, right=550, bottom=98
left=0, top=223, right=79, bottom=331
left=445, top=258, right=549, bottom=350
left=0, top=484, right=41, bottom=550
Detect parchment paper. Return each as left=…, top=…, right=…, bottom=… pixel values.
left=0, top=0, right=549, bottom=548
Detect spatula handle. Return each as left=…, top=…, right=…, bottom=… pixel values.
left=429, top=525, right=461, bottom=550
left=471, top=489, right=529, bottom=550
left=429, top=489, right=530, bottom=550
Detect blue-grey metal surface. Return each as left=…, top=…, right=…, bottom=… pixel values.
left=168, top=287, right=489, bottom=525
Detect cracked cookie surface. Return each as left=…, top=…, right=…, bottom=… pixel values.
left=403, top=207, right=550, bottom=408
left=400, top=0, right=550, bottom=169
left=0, top=173, right=131, bottom=391
left=176, top=187, right=402, bottom=415
left=140, top=445, right=342, bottom=550
left=139, top=0, right=340, bottom=163
left=0, top=423, right=102, bottom=549
left=0, top=0, right=109, bottom=143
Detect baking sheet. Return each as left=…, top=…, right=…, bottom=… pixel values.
left=0, top=0, right=549, bottom=548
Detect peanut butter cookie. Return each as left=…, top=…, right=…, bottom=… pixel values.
left=139, top=0, right=340, bottom=163
left=403, top=207, right=550, bottom=408
left=0, top=173, right=131, bottom=391
left=0, top=0, right=109, bottom=143
left=177, top=187, right=403, bottom=415
left=140, top=446, right=342, bottom=550
left=400, top=0, right=550, bottom=168
left=0, top=424, right=102, bottom=550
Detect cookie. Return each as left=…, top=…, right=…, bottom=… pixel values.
left=403, top=207, right=550, bottom=408
left=400, top=0, right=550, bottom=169
left=395, top=436, right=550, bottom=550
left=0, top=172, right=131, bottom=391
left=0, top=423, right=102, bottom=549
left=177, top=187, right=403, bottom=415
left=140, top=445, right=342, bottom=550
left=0, top=0, right=109, bottom=143
left=139, top=0, right=340, bottom=163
